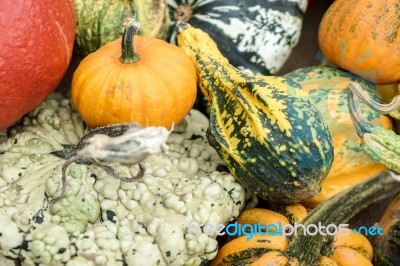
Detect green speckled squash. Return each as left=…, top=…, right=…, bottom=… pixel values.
left=284, top=66, right=393, bottom=207
left=74, top=0, right=170, bottom=56
left=176, top=23, right=334, bottom=203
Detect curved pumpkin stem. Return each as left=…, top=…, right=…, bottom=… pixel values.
left=120, top=18, right=141, bottom=64
left=347, top=82, right=400, bottom=173
left=347, top=82, right=400, bottom=114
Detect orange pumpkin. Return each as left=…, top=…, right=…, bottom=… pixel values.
left=71, top=19, right=197, bottom=129
left=318, top=0, right=400, bottom=84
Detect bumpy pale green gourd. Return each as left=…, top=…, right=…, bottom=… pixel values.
left=176, top=23, right=334, bottom=203
left=0, top=94, right=247, bottom=265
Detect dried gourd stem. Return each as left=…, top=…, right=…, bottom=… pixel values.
left=348, top=89, right=369, bottom=129
left=347, top=87, right=375, bottom=139
left=50, top=155, right=82, bottom=204
left=50, top=155, right=144, bottom=204
left=174, top=4, right=193, bottom=23
left=80, top=123, right=132, bottom=143
left=89, top=158, right=145, bottom=183
left=347, top=82, right=400, bottom=114
left=49, top=123, right=170, bottom=204
left=348, top=83, right=400, bottom=173
left=50, top=124, right=132, bottom=159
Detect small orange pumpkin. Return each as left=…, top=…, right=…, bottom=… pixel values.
left=71, top=19, right=197, bottom=129
left=318, top=0, right=400, bottom=84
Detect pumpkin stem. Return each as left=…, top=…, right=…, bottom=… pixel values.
left=120, top=18, right=141, bottom=64
left=347, top=82, right=400, bottom=114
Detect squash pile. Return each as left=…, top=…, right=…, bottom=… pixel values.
left=212, top=171, right=399, bottom=266
left=1, top=1, right=400, bottom=265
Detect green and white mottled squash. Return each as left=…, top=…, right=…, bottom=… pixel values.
left=74, top=0, right=170, bottom=56
left=177, top=23, right=334, bottom=203
left=167, top=0, right=307, bottom=75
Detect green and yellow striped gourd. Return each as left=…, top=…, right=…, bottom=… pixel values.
left=176, top=23, right=334, bottom=203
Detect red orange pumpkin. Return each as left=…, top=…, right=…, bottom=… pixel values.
left=0, top=0, right=76, bottom=129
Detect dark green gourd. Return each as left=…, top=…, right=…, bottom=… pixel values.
left=176, top=23, right=334, bottom=203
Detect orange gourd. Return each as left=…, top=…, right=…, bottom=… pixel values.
left=318, top=0, right=400, bottom=84
left=71, top=19, right=197, bottom=129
